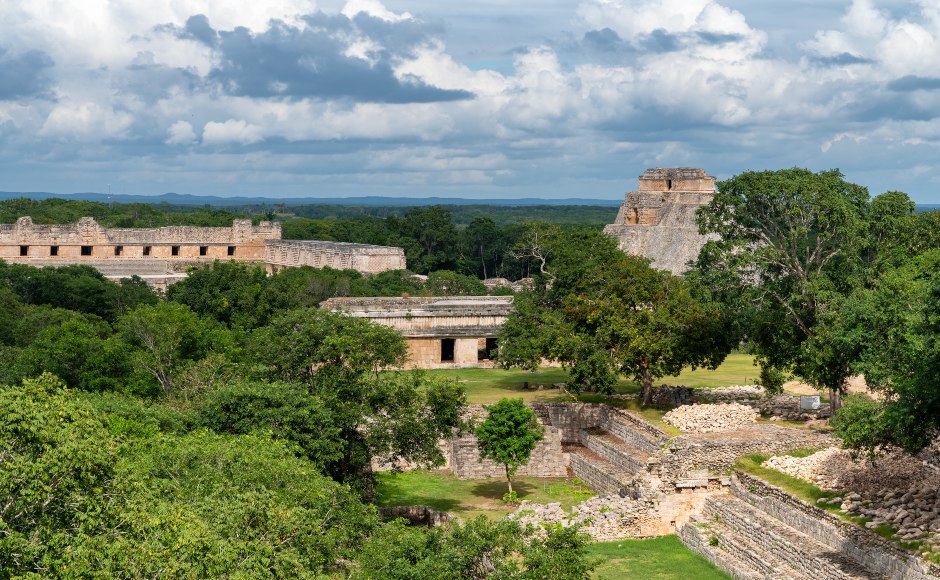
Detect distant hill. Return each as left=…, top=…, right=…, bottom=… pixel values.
left=0, top=191, right=622, bottom=207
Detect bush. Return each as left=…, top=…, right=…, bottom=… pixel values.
left=758, top=364, right=787, bottom=394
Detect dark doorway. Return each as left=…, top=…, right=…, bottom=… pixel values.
left=114, top=245, right=123, bottom=256
left=171, top=245, right=180, bottom=256
left=478, top=337, right=498, bottom=361
left=199, top=246, right=208, bottom=256
left=80, top=246, right=92, bottom=256
left=441, top=338, right=455, bottom=362
left=143, top=246, right=152, bottom=256
left=227, top=245, right=236, bottom=256
left=50, top=245, right=58, bottom=256
left=19, top=246, right=28, bottom=256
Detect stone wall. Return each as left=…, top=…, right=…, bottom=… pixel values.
left=263, top=239, right=406, bottom=274
left=448, top=426, right=566, bottom=479
left=733, top=472, right=940, bottom=580
left=529, top=403, right=608, bottom=443
left=569, top=452, right=627, bottom=495
left=602, top=408, right=669, bottom=453
left=656, top=425, right=833, bottom=481
left=603, top=168, right=716, bottom=274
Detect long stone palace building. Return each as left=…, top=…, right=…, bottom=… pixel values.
left=603, top=167, right=716, bottom=274
left=0, top=216, right=406, bottom=288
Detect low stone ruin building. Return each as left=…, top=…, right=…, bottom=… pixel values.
left=320, top=296, right=513, bottom=369
left=603, top=167, right=716, bottom=274
left=0, top=216, right=406, bottom=288
left=264, top=239, right=406, bottom=274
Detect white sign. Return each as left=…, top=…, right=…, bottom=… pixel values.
left=799, top=395, right=821, bottom=410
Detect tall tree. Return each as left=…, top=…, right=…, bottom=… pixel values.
left=695, top=168, right=871, bottom=413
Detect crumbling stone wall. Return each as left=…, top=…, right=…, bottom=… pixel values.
left=264, top=239, right=406, bottom=274
left=603, top=168, right=716, bottom=274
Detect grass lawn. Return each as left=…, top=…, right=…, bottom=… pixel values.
left=424, top=354, right=760, bottom=406
left=374, top=470, right=595, bottom=520
left=587, top=536, right=729, bottom=579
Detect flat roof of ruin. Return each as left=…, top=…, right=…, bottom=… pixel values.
left=265, top=239, right=403, bottom=252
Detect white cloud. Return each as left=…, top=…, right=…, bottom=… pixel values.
left=166, top=120, right=197, bottom=145
left=341, top=0, right=411, bottom=22
left=202, top=119, right=264, bottom=144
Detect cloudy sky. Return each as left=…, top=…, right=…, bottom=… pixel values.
left=2, top=0, right=940, bottom=202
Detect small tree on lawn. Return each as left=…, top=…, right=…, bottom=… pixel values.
left=476, top=398, right=544, bottom=501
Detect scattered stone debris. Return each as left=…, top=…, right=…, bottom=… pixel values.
left=763, top=447, right=940, bottom=555
left=662, top=403, right=759, bottom=433
left=508, top=495, right=660, bottom=541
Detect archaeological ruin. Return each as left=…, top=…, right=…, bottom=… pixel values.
left=377, top=391, right=940, bottom=579
left=0, top=216, right=406, bottom=288
left=604, top=167, right=716, bottom=274
left=320, top=295, right=513, bottom=369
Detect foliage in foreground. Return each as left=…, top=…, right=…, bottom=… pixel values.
left=0, top=375, right=593, bottom=578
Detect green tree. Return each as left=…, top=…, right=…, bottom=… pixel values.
left=0, top=374, right=118, bottom=575
left=499, top=229, right=734, bottom=402
left=250, top=308, right=465, bottom=489
left=119, top=302, right=228, bottom=398
left=695, top=168, right=871, bottom=413
left=167, top=260, right=268, bottom=328
left=475, top=398, right=544, bottom=498
left=401, top=206, right=459, bottom=273
left=833, top=250, right=940, bottom=453
left=196, top=381, right=345, bottom=470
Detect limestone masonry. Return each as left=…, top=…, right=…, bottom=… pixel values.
left=320, top=296, right=513, bottom=369
left=604, top=167, right=716, bottom=274
left=0, top=216, right=406, bottom=287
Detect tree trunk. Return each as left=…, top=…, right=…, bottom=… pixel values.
left=640, top=360, right=653, bottom=407
left=505, top=464, right=513, bottom=496
left=829, top=387, right=842, bottom=417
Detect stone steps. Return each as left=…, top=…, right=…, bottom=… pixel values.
left=687, top=494, right=884, bottom=579
left=580, top=428, right=650, bottom=476
left=568, top=446, right=636, bottom=496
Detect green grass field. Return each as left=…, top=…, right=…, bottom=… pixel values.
left=374, top=470, right=595, bottom=520
left=424, top=353, right=760, bottom=405
left=587, top=536, right=729, bottom=579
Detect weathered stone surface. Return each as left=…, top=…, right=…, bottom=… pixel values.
left=263, top=239, right=406, bottom=273
left=663, top=403, right=759, bottom=433
left=603, top=168, right=716, bottom=274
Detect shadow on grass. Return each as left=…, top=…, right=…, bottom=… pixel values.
left=468, top=479, right=538, bottom=501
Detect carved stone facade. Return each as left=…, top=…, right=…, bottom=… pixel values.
left=603, top=168, right=716, bottom=274
left=0, top=216, right=407, bottom=288
left=320, top=296, right=513, bottom=369
left=264, top=240, right=406, bottom=274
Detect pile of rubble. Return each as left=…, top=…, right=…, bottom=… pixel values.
left=763, top=447, right=847, bottom=487
left=763, top=447, right=940, bottom=554
left=662, top=403, right=759, bottom=433
left=508, top=495, right=659, bottom=541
